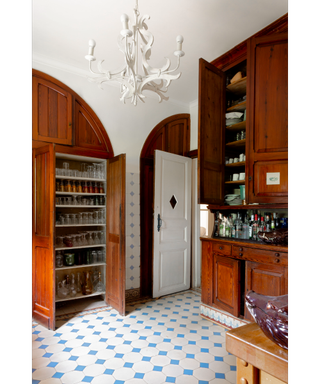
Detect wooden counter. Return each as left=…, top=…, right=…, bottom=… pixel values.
left=226, top=323, right=288, bottom=383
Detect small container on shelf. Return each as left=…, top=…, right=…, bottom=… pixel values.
left=64, top=252, right=75, bottom=266
left=55, top=251, right=64, bottom=268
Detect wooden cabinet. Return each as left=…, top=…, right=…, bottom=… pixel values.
left=247, top=33, right=288, bottom=204
left=32, top=76, right=73, bottom=145
left=198, top=15, right=288, bottom=207
left=32, top=69, right=114, bottom=157
left=32, top=71, right=125, bottom=330
left=213, top=254, right=240, bottom=317
left=201, top=237, right=288, bottom=321
left=245, top=261, right=288, bottom=321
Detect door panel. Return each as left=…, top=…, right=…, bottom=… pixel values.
left=153, top=150, right=192, bottom=297
left=247, top=33, right=288, bottom=204
left=213, top=254, right=240, bottom=317
left=198, top=58, right=225, bottom=205
left=106, top=154, right=126, bottom=315
left=32, top=144, right=55, bottom=329
left=245, top=261, right=288, bottom=321
left=32, top=77, right=73, bottom=145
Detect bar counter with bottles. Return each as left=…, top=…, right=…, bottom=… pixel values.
left=200, top=208, right=288, bottom=329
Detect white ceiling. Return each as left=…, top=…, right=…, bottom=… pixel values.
left=32, top=0, right=288, bottom=168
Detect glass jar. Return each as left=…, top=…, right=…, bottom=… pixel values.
left=64, top=214, right=71, bottom=225
left=82, top=181, right=88, bottom=193
left=87, top=232, right=94, bottom=245
left=56, top=236, right=64, bottom=248
left=85, top=250, right=92, bottom=265
left=91, top=250, right=98, bottom=264
left=71, top=180, right=77, bottom=193
left=82, top=212, right=88, bottom=224
left=76, top=181, right=82, bottom=193
left=66, top=180, right=72, bottom=192
left=63, top=236, right=73, bottom=247
left=55, top=251, right=64, bottom=268
left=94, top=182, right=99, bottom=193
left=99, top=183, right=104, bottom=194
left=97, top=250, right=103, bottom=262
left=56, top=180, right=61, bottom=192
left=64, top=252, right=75, bottom=266
left=88, top=181, right=93, bottom=194
left=77, top=212, right=83, bottom=225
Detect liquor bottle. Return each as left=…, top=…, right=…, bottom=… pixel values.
left=248, top=213, right=254, bottom=239
left=234, top=213, right=242, bottom=239
left=274, top=212, right=280, bottom=229
left=228, top=215, right=233, bottom=238
left=257, top=216, right=265, bottom=241
left=270, top=214, right=275, bottom=231
left=242, top=214, right=249, bottom=239
left=252, top=214, right=259, bottom=241
left=219, top=216, right=226, bottom=237
left=213, top=211, right=220, bottom=237
left=265, top=213, right=270, bottom=232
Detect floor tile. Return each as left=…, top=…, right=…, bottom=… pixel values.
left=33, top=291, right=236, bottom=384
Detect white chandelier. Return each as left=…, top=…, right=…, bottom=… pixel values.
left=85, top=0, right=185, bottom=106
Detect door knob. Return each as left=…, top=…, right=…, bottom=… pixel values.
left=157, top=214, right=162, bottom=232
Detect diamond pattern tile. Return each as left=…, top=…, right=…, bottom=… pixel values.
left=32, top=291, right=236, bottom=383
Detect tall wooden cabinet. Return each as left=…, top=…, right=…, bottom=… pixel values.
left=198, top=15, right=288, bottom=207
left=32, top=70, right=126, bottom=330
left=198, top=15, right=288, bottom=326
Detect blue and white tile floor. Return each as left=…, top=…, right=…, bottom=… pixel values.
left=32, top=291, right=237, bottom=384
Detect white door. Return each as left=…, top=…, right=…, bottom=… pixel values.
left=153, top=150, right=192, bottom=298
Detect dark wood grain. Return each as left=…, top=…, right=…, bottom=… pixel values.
left=201, top=240, right=214, bottom=306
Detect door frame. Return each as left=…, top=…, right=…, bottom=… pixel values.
left=139, top=114, right=191, bottom=298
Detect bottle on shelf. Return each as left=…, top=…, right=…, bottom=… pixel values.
left=242, top=213, right=249, bottom=239
left=248, top=213, right=254, bottom=240
left=252, top=214, right=259, bottom=241
left=274, top=212, right=280, bottom=229
left=265, top=213, right=270, bottom=232
left=270, top=214, right=275, bottom=231
left=234, top=213, right=243, bottom=239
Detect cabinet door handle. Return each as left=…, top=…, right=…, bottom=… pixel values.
left=239, top=253, right=243, bottom=257
left=219, top=246, right=222, bottom=250
left=239, top=247, right=243, bottom=251
left=275, top=253, right=280, bottom=257
left=275, top=258, right=280, bottom=263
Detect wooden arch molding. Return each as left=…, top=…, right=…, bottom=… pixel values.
left=139, top=113, right=190, bottom=298
left=32, top=69, right=114, bottom=158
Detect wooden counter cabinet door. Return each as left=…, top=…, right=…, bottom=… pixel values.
left=201, top=240, right=214, bottom=306
left=245, top=261, right=288, bottom=321
left=213, top=254, right=241, bottom=317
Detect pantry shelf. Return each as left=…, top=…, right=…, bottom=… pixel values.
left=55, top=291, right=105, bottom=303
left=56, top=262, right=106, bottom=271
left=56, top=175, right=105, bottom=182
left=56, top=224, right=106, bottom=227
left=56, top=205, right=105, bottom=208
left=56, top=244, right=106, bottom=251
left=225, top=121, right=246, bottom=131
left=225, top=161, right=246, bottom=167
left=226, top=139, right=246, bottom=147
left=56, top=192, right=106, bottom=196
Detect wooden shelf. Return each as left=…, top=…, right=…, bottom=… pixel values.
left=56, top=192, right=106, bottom=196
left=56, top=224, right=106, bottom=227
left=55, top=244, right=106, bottom=251
left=226, top=121, right=246, bottom=131
left=207, top=204, right=288, bottom=211
left=227, top=100, right=247, bottom=112
left=56, top=262, right=106, bottom=271
left=56, top=291, right=105, bottom=303
left=226, top=161, right=245, bottom=167
left=225, top=180, right=245, bottom=184
left=56, top=205, right=105, bottom=208
left=226, top=139, right=246, bottom=147
left=56, top=175, right=105, bottom=182
left=227, top=76, right=247, bottom=95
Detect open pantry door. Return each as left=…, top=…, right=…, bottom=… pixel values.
left=106, top=154, right=126, bottom=316
left=198, top=58, right=225, bottom=205
left=32, top=144, right=56, bottom=330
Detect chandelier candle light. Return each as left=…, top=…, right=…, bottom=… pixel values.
left=85, top=0, right=185, bottom=105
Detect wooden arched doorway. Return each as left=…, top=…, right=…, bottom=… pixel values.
left=139, top=114, right=191, bottom=298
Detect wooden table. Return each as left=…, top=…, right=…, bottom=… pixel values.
left=226, top=323, right=288, bottom=384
